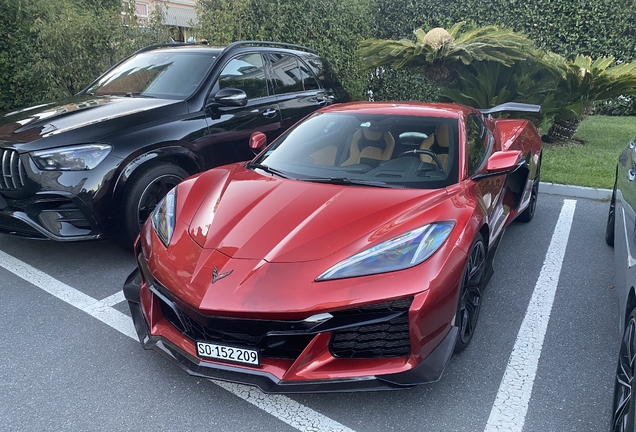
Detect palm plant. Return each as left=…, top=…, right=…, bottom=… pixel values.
left=543, top=55, right=636, bottom=141
left=359, top=22, right=536, bottom=85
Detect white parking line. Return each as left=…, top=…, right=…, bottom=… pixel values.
left=484, top=199, right=577, bottom=432
left=0, top=249, right=354, bottom=432
left=100, top=290, right=126, bottom=307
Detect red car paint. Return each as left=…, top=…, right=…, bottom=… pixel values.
left=125, top=101, right=542, bottom=392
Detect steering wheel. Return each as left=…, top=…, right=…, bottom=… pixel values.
left=397, top=149, right=444, bottom=170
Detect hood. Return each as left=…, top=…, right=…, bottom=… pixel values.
left=185, top=166, right=448, bottom=263
left=0, top=96, right=183, bottom=150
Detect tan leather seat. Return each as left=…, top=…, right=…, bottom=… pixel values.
left=419, top=123, right=450, bottom=169
left=342, top=128, right=395, bottom=166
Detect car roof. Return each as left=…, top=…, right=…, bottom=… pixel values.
left=317, top=101, right=478, bottom=119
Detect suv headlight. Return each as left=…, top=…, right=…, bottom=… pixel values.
left=31, top=144, right=112, bottom=171
left=151, top=187, right=177, bottom=247
left=317, top=222, right=455, bottom=281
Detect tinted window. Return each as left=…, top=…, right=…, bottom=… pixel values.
left=267, top=53, right=304, bottom=94
left=85, top=51, right=217, bottom=98
left=466, top=114, right=488, bottom=175
left=299, top=61, right=320, bottom=91
left=218, top=53, right=268, bottom=99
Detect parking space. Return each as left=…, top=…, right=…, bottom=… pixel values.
left=0, top=192, right=617, bottom=431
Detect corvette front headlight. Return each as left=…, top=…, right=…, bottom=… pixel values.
left=151, top=187, right=177, bottom=247
left=317, top=221, right=455, bottom=281
left=31, top=144, right=112, bottom=171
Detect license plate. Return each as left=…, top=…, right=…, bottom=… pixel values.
left=196, top=341, right=259, bottom=366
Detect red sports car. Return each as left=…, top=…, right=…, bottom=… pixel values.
left=124, top=101, right=542, bottom=393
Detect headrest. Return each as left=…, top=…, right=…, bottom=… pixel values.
left=362, top=128, right=384, bottom=141
left=435, top=124, right=449, bottom=148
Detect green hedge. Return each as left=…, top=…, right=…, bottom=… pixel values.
left=0, top=0, right=173, bottom=112
left=197, top=0, right=374, bottom=100
left=2, top=0, right=635, bottom=111
left=375, top=0, right=636, bottom=61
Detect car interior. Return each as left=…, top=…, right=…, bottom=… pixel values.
left=259, top=113, right=459, bottom=188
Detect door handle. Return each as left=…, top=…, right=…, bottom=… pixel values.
left=628, top=169, right=635, bottom=182
left=262, top=108, right=277, bottom=118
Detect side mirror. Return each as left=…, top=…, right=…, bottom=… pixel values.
left=211, top=88, right=248, bottom=107
left=473, top=151, right=525, bottom=180
left=249, top=132, right=267, bottom=151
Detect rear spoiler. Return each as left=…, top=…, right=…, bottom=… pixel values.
left=478, top=102, right=541, bottom=115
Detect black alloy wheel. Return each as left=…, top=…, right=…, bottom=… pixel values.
left=454, top=233, right=486, bottom=354
left=612, top=308, right=636, bottom=432
left=607, top=178, right=617, bottom=247
left=118, top=163, right=189, bottom=250
left=136, top=173, right=184, bottom=228
left=518, top=161, right=540, bottom=222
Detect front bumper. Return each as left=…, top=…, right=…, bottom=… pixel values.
left=0, top=154, right=121, bottom=240
left=123, top=265, right=459, bottom=394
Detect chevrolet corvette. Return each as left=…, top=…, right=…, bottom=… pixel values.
left=124, top=101, right=542, bottom=393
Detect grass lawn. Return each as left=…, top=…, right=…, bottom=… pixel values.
left=541, top=115, right=636, bottom=189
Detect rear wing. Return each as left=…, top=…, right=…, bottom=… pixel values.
left=478, top=103, right=541, bottom=115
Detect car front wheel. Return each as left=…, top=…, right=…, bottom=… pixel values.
left=612, top=307, right=636, bottom=431
left=454, top=233, right=486, bottom=354
left=118, top=163, right=188, bottom=250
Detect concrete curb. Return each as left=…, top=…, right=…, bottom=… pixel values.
left=539, top=182, right=612, bottom=200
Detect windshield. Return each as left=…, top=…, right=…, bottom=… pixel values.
left=84, top=51, right=217, bottom=99
left=253, top=112, right=459, bottom=189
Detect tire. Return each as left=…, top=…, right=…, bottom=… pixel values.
left=454, top=233, right=486, bottom=354
left=612, top=307, right=636, bottom=432
left=607, top=179, right=617, bottom=247
left=517, top=161, right=540, bottom=223
left=117, top=163, right=188, bottom=250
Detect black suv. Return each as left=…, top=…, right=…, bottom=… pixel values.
left=0, top=41, right=348, bottom=247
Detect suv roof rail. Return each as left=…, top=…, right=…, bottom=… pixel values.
left=133, top=42, right=197, bottom=55
left=222, top=41, right=317, bottom=55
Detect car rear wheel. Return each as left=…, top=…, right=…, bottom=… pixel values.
left=517, top=161, right=540, bottom=223
left=607, top=178, right=617, bottom=247
left=454, top=233, right=486, bottom=354
left=612, top=307, right=636, bottom=431
left=117, top=163, right=188, bottom=250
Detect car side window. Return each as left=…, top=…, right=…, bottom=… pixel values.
left=466, top=114, right=488, bottom=175
left=218, top=53, right=268, bottom=99
left=299, top=60, right=320, bottom=91
left=267, top=53, right=304, bottom=94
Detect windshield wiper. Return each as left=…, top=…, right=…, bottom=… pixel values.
left=245, top=162, right=290, bottom=179
left=302, top=177, right=402, bottom=188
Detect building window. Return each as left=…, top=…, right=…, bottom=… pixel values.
left=135, top=2, right=148, bottom=17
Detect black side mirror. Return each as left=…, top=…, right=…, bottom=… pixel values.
left=209, top=88, right=248, bottom=107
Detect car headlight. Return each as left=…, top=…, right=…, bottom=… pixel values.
left=317, top=222, right=455, bottom=281
left=31, top=144, right=112, bottom=170
left=151, top=187, right=177, bottom=247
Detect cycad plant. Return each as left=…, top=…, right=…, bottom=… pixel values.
left=359, top=22, right=536, bottom=85
left=543, top=54, right=636, bottom=141
left=360, top=23, right=636, bottom=142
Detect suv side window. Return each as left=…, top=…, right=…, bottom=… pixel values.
left=267, top=53, right=304, bottom=94
left=299, top=60, right=320, bottom=91
left=466, top=114, right=489, bottom=175
left=218, top=53, right=268, bottom=99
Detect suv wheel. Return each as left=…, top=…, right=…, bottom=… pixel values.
left=117, top=163, right=188, bottom=250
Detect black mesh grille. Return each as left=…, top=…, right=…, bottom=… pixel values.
left=330, top=298, right=412, bottom=359
left=159, top=299, right=314, bottom=359
left=0, top=213, right=43, bottom=237
left=0, top=149, right=26, bottom=191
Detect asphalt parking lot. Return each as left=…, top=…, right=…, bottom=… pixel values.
left=0, top=192, right=617, bottom=432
